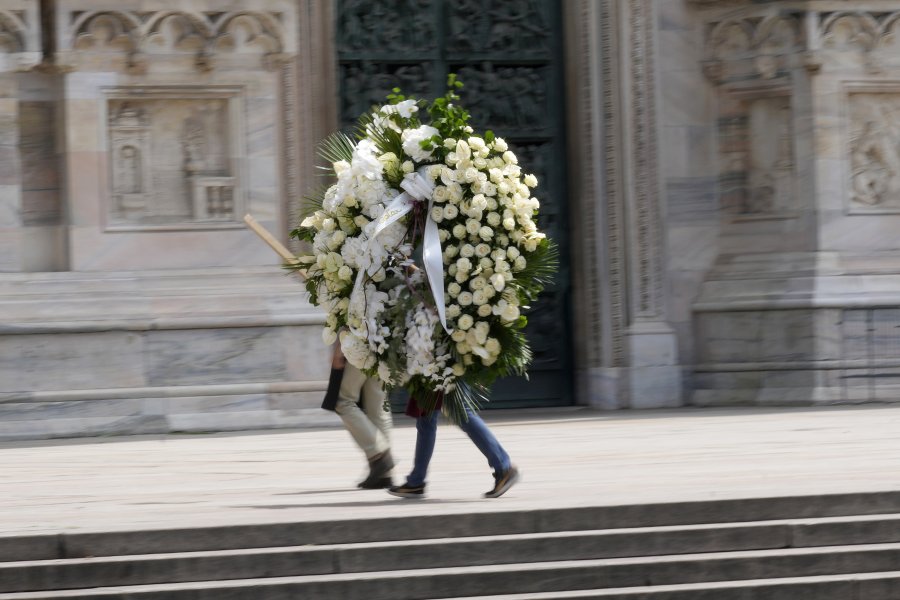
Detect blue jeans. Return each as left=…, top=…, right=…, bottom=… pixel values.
left=406, top=406, right=510, bottom=486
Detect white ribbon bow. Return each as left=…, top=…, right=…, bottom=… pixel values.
left=368, top=168, right=449, bottom=332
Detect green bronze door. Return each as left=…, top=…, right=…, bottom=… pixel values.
left=336, top=0, right=572, bottom=408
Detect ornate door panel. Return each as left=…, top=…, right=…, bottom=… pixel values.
left=337, top=0, right=572, bottom=408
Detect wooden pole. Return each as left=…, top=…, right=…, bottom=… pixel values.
left=243, top=214, right=307, bottom=278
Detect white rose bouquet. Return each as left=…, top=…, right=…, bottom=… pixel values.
left=291, top=75, right=557, bottom=422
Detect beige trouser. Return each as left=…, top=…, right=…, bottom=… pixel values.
left=335, top=364, right=392, bottom=462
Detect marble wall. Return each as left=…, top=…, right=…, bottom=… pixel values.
left=0, top=0, right=338, bottom=440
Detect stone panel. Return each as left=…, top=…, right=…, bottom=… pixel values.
left=144, top=327, right=287, bottom=386
left=0, top=331, right=145, bottom=391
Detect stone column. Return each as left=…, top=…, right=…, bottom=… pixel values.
left=691, top=1, right=900, bottom=405
left=0, top=0, right=43, bottom=271
left=565, top=0, right=682, bottom=409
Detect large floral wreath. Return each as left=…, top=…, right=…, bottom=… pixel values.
left=291, top=76, right=557, bottom=421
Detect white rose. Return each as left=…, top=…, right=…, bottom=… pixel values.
left=439, top=229, right=450, bottom=243
left=524, top=239, right=538, bottom=252
left=452, top=363, right=465, bottom=376
left=458, top=314, right=474, bottom=330
left=443, top=204, right=459, bottom=220
left=433, top=186, right=449, bottom=203
left=456, top=257, right=472, bottom=272
left=322, top=218, right=336, bottom=233
left=472, top=290, right=486, bottom=306
left=524, top=173, right=538, bottom=188
left=460, top=244, right=475, bottom=258
left=490, top=273, right=506, bottom=292
left=477, top=304, right=493, bottom=317
left=430, top=206, right=444, bottom=223
left=493, top=138, right=508, bottom=152
left=448, top=282, right=462, bottom=297
left=322, top=327, right=337, bottom=345
left=470, top=276, right=486, bottom=290
left=475, top=243, right=491, bottom=258
left=447, top=303, right=461, bottom=317
left=466, top=219, right=481, bottom=235
left=402, top=160, right=415, bottom=174
left=464, top=167, right=479, bottom=182
left=458, top=291, right=473, bottom=306
left=338, top=265, right=353, bottom=281
left=479, top=226, right=494, bottom=241
left=485, top=338, right=501, bottom=354
left=487, top=212, right=501, bottom=227
left=453, top=224, right=467, bottom=239
left=503, top=217, right=516, bottom=231
left=451, top=329, right=467, bottom=342
left=502, top=303, right=520, bottom=322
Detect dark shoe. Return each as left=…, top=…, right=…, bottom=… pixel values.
left=387, top=482, right=426, bottom=498
left=368, top=450, right=395, bottom=480
left=484, top=465, right=520, bottom=498
left=358, top=476, right=393, bottom=489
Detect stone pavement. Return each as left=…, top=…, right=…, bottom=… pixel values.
left=1, top=405, right=899, bottom=537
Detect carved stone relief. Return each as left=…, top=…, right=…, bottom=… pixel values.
left=0, top=10, right=24, bottom=53
left=63, top=9, right=289, bottom=72
left=719, top=96, right=795, bottom=218
left=849, top=93, right=900, bottom=211
left=0, top=1, right=40, bottom=72
left=107, top=97, right=238, bottom=227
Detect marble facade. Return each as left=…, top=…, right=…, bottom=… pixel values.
left=5, top=0, right=900, bottom=439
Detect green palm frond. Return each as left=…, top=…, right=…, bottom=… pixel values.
left=492, top=326, right=533, bottom=379
left=318, top=131, right=355, bottom=167
left=444, top=379, right=488, bottom=425
left=512, top=237, right=559, bottom=302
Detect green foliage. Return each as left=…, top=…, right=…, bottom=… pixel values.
left=512, top=238, right=559, bottom=303
left=443, top=379, right=488, bottom=426
left=317, top=131, right=356, bottom=167
left=428, top=73, right=471, bottom=143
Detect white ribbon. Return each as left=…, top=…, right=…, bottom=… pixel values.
left=364, top=168, right=449, bottom=333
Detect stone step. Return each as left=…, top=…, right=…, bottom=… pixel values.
left=456, top=571, right=900, bottom=599
left=4, top=491, right=900, bottom=563
left=0, top=515, right=900, bottom=592
left=2, top=545, right=900, bottom=600
left=3, top=515, right=900, bottom=593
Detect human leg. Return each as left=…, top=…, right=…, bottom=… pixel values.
left=361, top=376, right=392, bottom=447
left=456, top=406, right=510, bottom=474
left=388, top=409, right=438, bottom=498
left=456, top=407, right=520, bottom=498
left=335, top=364, right=390, bottom=460
left=357, top=376, right=394, bottom=488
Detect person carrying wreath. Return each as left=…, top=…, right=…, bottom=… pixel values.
left=387, top=396, right=519, bottom=499
left=322, top=344, right=395, bottom=489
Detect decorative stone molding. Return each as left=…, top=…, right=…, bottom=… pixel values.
left=55, top=2, right=297, bottom=72
left=564, top=0, right=681, bottom=408
left=0, top=0, right=40, bottom=72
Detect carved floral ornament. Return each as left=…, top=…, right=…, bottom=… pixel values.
left=63, top=9, right=290, bottom=71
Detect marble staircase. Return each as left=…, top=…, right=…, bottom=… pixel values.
left=2, top=491, right=900, bottom=599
